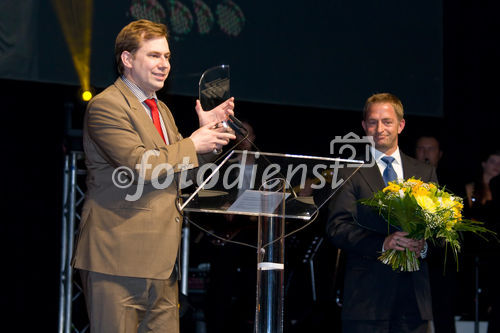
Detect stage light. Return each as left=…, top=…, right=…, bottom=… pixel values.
left=52, top=0, right=93, bottom=93
left=82, top=90, right=92, bottom=101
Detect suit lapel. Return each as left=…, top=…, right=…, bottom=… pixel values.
left=157, top=104, right=177, bottom=144
left=114, top=79, right=169, bottom=147
left=359, top=163, right=385, bottom=193
left=401, top=152, right=417, bottom=179
left=359, top=151, right=416, bottom=192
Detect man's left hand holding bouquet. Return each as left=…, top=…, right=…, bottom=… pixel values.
left=384, top=231, right=425, bottom=256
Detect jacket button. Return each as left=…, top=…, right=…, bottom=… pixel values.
left=175, top=217, right=180, bottom=223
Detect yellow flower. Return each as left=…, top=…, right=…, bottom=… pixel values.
left=406, top=178, right=423, bottom=188
left=415, top=195, right=437, bottom=213
left=440, top=197, right=455, bottom=209
left=412, top=185, right=430, bottom=197
left=440, top=197, right=464, bottom=220
left=452, top=207, right=462, bottom=220
left=383, top=183, right=400, bottom=193
left=446, top=220, right=457, bottom=231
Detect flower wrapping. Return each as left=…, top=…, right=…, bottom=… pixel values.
left=359, top=178, right=495, bottom=272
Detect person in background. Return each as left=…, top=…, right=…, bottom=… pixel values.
left=415, top=136, right=443, bottom=167
left=464, top=150, right=500, bottom=212
left=462, top=149, right=500, bottom=255
left=460, top=150, right=500, bottom=326
left=415, top=135, right=456, bottom=333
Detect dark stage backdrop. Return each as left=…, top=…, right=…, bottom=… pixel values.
left=7, top=0, right=500, bottom=331
left=0, top=0, right=442, bottom=116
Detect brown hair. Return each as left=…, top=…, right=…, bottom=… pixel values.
left=363, top=93, right=404, bottom=120
left=115, top=19, right=169, bottom=75
left=471, top=149, right=500, bottom=206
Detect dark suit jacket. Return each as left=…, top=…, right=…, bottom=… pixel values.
left=327, top=152, right=437, bottom=321
left=72, top=78, right=202, bottom=280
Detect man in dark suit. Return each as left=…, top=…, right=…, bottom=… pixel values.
left=327, top=93, right=437, bottom=333
left=72, top=20, right=236, bottom=332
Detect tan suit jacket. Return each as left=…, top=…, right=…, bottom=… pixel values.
left=72, top=78, right=199, bottom=279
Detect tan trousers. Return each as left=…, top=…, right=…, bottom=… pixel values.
left=80, top=270, right=179, bottom=333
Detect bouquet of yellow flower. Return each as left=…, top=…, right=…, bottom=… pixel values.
left=360, top=177, right=495, bottom=272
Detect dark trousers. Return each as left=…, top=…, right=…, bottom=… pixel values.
left=342, top=273, right=428, bottom=333
left=429, top=261, right=456, bottom=333
left=342, top=319, right=428, bottom=333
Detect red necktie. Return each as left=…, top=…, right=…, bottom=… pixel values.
left=144, top=98, right=166, bottom=143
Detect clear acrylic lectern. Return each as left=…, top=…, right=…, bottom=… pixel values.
left=178, top=149, right=362, bottom=333
left=185, top=65, right=363, bottom=332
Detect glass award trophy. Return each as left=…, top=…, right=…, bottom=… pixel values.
left=199, top=65, right=230, bottom=116
left=199, top=64, right=231, bottom=153
left=199, top=64, right=230, bottom=109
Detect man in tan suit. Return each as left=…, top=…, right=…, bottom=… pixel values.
left=72, top=19, right=236, bottom=332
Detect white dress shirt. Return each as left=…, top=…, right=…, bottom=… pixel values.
left=370, top=146, right=404, bottom=181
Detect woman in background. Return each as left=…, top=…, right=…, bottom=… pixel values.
left=461, top=150, right=500, bottom=329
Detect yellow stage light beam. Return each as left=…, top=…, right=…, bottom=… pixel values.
left=51, top=0, right=93, bottom=96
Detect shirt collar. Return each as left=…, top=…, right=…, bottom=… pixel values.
left=370, top=146, right=402, bottom=166
left=120, top=76, right=158, bottom=103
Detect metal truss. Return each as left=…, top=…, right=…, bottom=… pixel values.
left=58, top=151, right=89, bottom=333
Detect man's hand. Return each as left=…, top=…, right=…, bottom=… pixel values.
left=383, top=231, right=425, bottom=255
left=189, top=121, right=236, bottom=154
left=195, top=97, right=235, bottom=127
